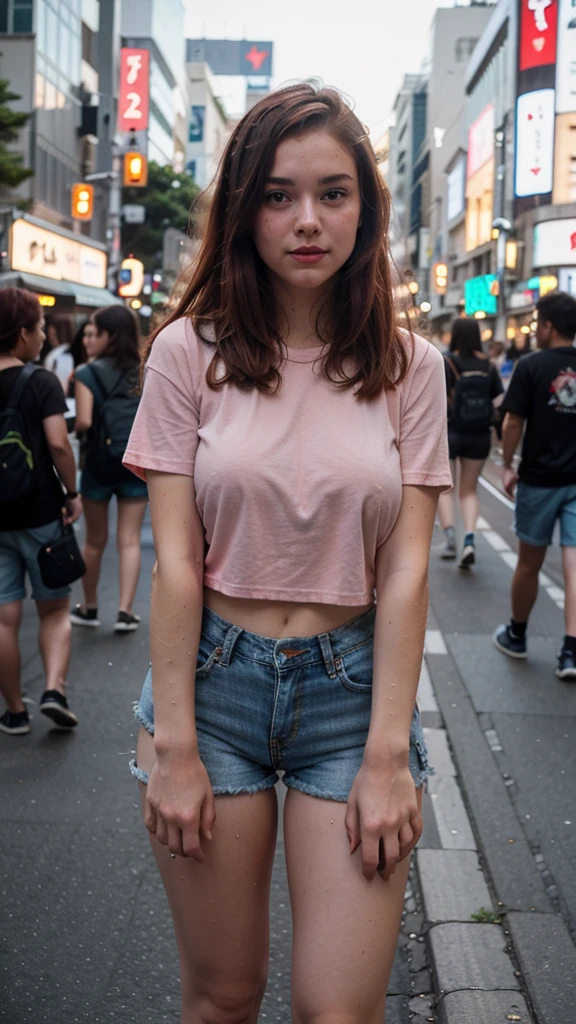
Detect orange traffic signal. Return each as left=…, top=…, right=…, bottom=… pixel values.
left=433, top=262, right=448, bottom=295
left=71, top=182, right=94, bottom=221
left=123, top=151, right=148, bottom=187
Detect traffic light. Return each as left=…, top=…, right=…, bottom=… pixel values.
left=433, top=262, right=448, bottom=295
left=71, top=183, right=94, bottom=221
left=123, top=151, right=148, bottom=187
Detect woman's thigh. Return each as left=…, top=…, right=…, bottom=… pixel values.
left=116, top=498, right=147, bottom=544
left=82, top=498, right=110, bottom=546
left=285, top=787, right=421, bottom=1024
left=136, top=727, right=278, bottom=1006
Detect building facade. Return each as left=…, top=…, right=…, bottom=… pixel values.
left=184, top=61, right=229, bottom=189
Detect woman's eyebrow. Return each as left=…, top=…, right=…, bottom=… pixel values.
left=265, top=173, right=354, bottom=186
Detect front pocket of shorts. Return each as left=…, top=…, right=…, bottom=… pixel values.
left=334, top=643, right=373, bottom=693
left=196, top=637, right=222, bottom=677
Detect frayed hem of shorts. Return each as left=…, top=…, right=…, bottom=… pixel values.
left=129, top=758, right=149, bottom=784
left=133, top=700, right=154, bottom=735
left=413, top=765, right=434, bottom=789
left=211, top=775, right=278, bottom=797
left=282, top=776, right=349, bottom=802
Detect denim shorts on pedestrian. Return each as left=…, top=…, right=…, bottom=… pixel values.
left=0, top=520, right=72, bottom=604
left=515, top=481, right=576, bottom=547
left=81, top=460, right=148, bottom=503
left=130, top=604, right=432, bottom=802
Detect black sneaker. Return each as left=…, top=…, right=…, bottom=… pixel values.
left=493, top=624, right=527, bottom=660
left=441, top=537, right=457, bottom=560
left=0, top=708, right=30, bottom=735
left=114, top=611, right=140, bottom=633
left=459, top=542, right=476, bottom=568
left=39, top=690, right=78, bottom=728
left=556, top=648, right=576, bottom=681
left=70, top=604, right=100, bottom=627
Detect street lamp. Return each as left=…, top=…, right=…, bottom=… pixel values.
left=420, top=300, right=431, bottom=314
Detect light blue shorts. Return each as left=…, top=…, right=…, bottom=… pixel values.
left=131, top=605, right=432, bottom=802
left=0, top=521, right=72, bottom=604
left=515, top=482, right=576, bottom=547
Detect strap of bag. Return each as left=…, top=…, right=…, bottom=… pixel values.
left=444, top=356, right=460, bottom=381
left=86, top=363, right=124, bottom=406
left=1, top=363, right=39, bottom=417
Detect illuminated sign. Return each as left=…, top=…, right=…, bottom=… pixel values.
left=556, top=0, right=576, bottom=112
left=189, top=105, right=205, bottom=143
left=519, top=0, right=558, bottom=71
left=553, top=111, right=576, bottom=203
left=559, top=268, right=576, bottom=295
left=465, top=159, right=494, bottom=252
left=118, top=257, right=145, bottom=298
left=10, top=219, right=107, bottom=288
left=514, top=89, right=555, bottom=197
left=533, top=218, right=576, bottom=267
left=447, top=155, right=466, bottom=221
left=464, top=274, right=498, bottom=316
left=118, top=48, right=150, bottom=133
left=466, top=105, right=494, bottom=180
left=38, top=294, right=56, bottom=306
left=186, top=39, right=273, bottom=77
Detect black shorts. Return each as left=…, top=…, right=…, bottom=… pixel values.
left=448, top=431, right=491, bottom=461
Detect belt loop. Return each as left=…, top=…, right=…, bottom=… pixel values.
left=318, top=632, right=337, bottom=678
left=219, top=624, right=243, bottom=667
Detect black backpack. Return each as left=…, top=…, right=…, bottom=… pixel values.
left=84, top=362, right=140, bottom=480
left=446, top=356, right=492, bottom=433
left=0, top=363, right=40, bottom=502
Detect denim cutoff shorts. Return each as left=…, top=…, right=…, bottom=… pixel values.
left=515, top=481, right=576, bottom=547
left=0, top=521, right=72, bottom=604
left=130, top=605, right=432, bottom=802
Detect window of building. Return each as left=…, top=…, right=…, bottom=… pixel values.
left=455, top=38, right=478, bottom=63
left=81, top=21, right=97, bottom=68
left=0, top=0, right=8, bottom=32
left=13, top=1, right=33, bottom=32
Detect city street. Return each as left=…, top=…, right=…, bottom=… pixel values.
left=2, top=470, right=576, bottom=1024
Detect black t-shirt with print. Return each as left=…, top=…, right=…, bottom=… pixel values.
left=0, top=365, right=67, bottom=530
left=502, top=347, right=576, bottom=487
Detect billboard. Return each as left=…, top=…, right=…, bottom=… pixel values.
left=466, top=105, right=494, bottom=180
left=10, top=219, right=107, bottom=289
left=447, top=155, right=466, bottom=221
left=118, top=48, right=150, bottom=133
left=186, top=39, right=273, bottom=77
left=556, top=0, right=576, bottom=113
left=533, top=218, right=576, bottom=267
left=464, top=274, right=498, bottom=316
left=553, top=111, right=576, bottom=203
left=518, top=0, right=558, bottom=71
left=514, top=88, right=555, bottom=196
left=189, top=106, right=205, bottom=143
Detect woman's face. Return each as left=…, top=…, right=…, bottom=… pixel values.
left=88, top=325, right=109, bottom=360
left=21, top=317, right=46, bottom=361
left=47, top=324, right=59, bottom=348
left=252, top=129, right=362, bottom=295
left=82, top=322, right=98, bottom=359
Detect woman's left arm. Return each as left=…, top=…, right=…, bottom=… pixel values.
left=74, top=377, right=94, bottom=433
left=345, top=483, right=441, bottom=881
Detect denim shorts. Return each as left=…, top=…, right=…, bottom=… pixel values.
left=0, top=520, right=72, bottom=604
left=130, top=605, right=432, bottom=802
left=515, top=481, right=576, bottom=547
left=81, top=460, right=148, bottom=503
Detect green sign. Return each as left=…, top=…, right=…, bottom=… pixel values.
left=464, top=274, right=498, bottom=316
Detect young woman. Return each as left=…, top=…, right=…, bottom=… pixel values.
left=0, top=288, right=81, bottom=735
left=42, top=316, right=74, bottom=393
left=72, top=305, right=147, bottom=632
left=438, top=317, right=504, bottom=567
left=124, top=84, right=451, bottom=1024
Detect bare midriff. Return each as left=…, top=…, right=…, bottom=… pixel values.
left=203, top=586, right=375, bottom=640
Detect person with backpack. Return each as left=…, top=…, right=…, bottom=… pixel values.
left=72, top=305, right=147, bottom=632
left=494, top=291, right=576, bottom=680
left=0, top=288, right=82, bottom=735
left=42, top=316, right=75, bottom=393
left=437, top=317, right=504, bottom=566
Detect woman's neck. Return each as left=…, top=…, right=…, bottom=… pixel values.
left=272, top=278, right=332, bottom=349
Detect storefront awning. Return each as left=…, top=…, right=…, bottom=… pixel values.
left=68, top=284, right=122, bottom=308
left=0, top=272, right=121, bottom=308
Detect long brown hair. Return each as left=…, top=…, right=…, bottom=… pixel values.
left=146, top=82, right=410, bottom=400
left=93, top=305, right=141, bottom=369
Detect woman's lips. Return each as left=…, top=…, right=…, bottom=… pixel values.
left=288, top=250, right=327, bottom=264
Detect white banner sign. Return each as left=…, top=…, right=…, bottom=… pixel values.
left=557, top=0, right=576, bottom=114
left=559, top=267, right=576, bottom=295
left=514, top=89, right=555, bottom=197
left=10, top=219, right=107, bottom=288
left=534, top=219, right=576, bottom=268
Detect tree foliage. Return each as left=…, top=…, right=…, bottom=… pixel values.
left=122, top=161, right=200, bottom=271
left=0, top=77, right=33, bottom=189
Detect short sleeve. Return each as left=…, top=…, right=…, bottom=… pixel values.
left=501, top=358, right=530, bottom=418
left=34, top=368, right=68, bottom=418
left=74, top=363, right=96, bottom=395
left=123, top=319, right=201, bottom=480
left=398, top=338, right=452, bottom=489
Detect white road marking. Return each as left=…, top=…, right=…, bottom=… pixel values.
left=539, top=572, right=553, bottom=587
left=479, top=475, right=515, bottom=510
left=427, top=776, right=477, bottom=850
left=425, top=630, right=448, bottom=655
left=417, top=659, right=439, bottom=712
left=500, top=551, right=519, bottom=571
left=476, top=516, right=491, bottom=530
left=546, top=587, right=565, bottom=602
left=483, top=530, right=511, bottom=552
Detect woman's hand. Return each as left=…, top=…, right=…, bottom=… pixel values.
left=345, top=761, right=422, bottom=881
left=144, top=751, right=216, bottom=861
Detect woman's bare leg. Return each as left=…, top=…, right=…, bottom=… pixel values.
left=136, top=727, right=277, bottom=1024
left=116, top=499, right=147, bottom=614
left=80, top=498, right=109, bottom=608
left=0, top=600, right=23, bottom=711
left=286, top=786, right=423, bottom=1024
left=458, top=457, right=486, bottom=536
left=36, top=597, right=71, bottom=694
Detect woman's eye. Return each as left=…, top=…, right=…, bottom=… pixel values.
left=265, top=191, right=288, bottom=204
left=323, top=189, right=346, bottom=201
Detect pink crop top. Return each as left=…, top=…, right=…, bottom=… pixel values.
left=124, top=319, right=451, bottom=605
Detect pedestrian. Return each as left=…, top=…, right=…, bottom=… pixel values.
left=71, top=305, right=147, bottom=632
left=42, top=316, right=74, bottom=393
left=437, top=317, right=504, bottom=566
left=0, top=288, right=81, bottom=735
left=494, top=290, right=576, bottom=680
left=67, top=320, right=97, bottom=398
left=124, top=83, right=452, bottom=1023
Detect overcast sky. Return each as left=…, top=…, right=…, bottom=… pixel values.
left=184, top=0, right=462, bottom=140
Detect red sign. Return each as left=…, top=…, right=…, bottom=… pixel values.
left=118, top=48, right=150, bottom=133
left=519, top=0, right=558, bottom=71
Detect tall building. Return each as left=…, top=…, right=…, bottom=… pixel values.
left=388, top=73, right=428, bottom=274
left=184, top=62, right=230, bottom=189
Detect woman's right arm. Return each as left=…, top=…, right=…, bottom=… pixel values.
left=144, top=469, right=215, bottom=862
